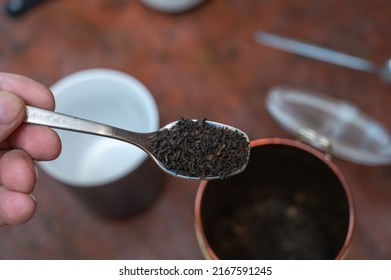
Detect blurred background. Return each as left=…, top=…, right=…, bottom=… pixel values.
left=0, top=0, right=390, bottom=259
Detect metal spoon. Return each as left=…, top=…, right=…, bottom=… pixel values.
left=254, top=31, right=391, bottom=85
left=24, top=106, right=250, bottom=180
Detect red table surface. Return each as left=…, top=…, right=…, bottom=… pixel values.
left=0, top=0, right=391, bottom=259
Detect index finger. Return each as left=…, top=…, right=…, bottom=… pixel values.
left=0, top=72, right=55, bottom=110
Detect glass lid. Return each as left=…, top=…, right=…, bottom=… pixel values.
left=266, top=86, right=391, bottom=166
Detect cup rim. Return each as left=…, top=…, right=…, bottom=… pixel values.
left=38, top=68, right=160, bottom=187
left=194, top=138, right=355, bottom=260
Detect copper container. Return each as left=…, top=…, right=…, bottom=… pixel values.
left=195, top=138, right=355, bottom=259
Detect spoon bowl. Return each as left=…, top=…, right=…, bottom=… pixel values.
left=377, top=58, right=391, bottom=85
left=255, top=31, right=391, bottom=86
left=25, top=106, right=250, bottom=180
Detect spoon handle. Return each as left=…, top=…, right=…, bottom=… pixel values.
left=254, top=31, right=377, bottom=73
left=25, top=106, right=114, bottom=135
left=24, top=106, right=149, bottom=150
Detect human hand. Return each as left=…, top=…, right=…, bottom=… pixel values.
left=0, top=72, right=61, bottom=226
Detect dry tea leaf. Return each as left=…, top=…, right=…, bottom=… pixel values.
left=147, top=118, right=249, bottom=179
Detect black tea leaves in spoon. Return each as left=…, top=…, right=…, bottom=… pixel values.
left=147, top=118, right=250, bottom=179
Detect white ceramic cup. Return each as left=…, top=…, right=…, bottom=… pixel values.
left=38, top=68, right=163, bottom=217
left=140, top=0, right=205, bottom=13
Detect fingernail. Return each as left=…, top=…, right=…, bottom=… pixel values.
left=30, top=193, right=37, bottom=203
left=34, top=164, right=39, bottom=180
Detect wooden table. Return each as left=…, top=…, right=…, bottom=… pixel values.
left=0, top=0, right=390, bottom=259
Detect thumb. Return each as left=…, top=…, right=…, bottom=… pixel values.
left=0, top=91, right=25, bottom=143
